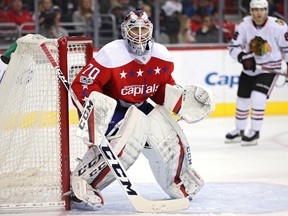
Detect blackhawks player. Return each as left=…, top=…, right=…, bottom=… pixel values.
left=226, top=0, right=288, bottom=146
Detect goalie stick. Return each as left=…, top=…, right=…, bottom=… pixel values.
left=40, top=42, right=190, bottom=213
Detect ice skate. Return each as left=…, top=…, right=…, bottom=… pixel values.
left=225, top=129, right=244, bottom=143
left=241, top=130, right=259, bottom=146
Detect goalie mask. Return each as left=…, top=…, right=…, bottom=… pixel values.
left=121, top=9, right=153, bottom=56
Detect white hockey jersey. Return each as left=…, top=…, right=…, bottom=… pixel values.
left=228, top=16, right=288, bottom=76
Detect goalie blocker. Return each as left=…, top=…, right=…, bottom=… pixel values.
left=70, top=84, right=214, bottom=209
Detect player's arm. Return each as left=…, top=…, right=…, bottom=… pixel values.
left=71, top=58, right=110, bottom=106
left=277, top=20, right=288, bottom=66
left=278, top=22, right=288, bottom=82
left=228, top=21, right=246, bottom=60
left=228, top=21, right=256, bottom=72
left=150, top=74, right=176, bottom=105
left=149, top=66, right=215, bottom=123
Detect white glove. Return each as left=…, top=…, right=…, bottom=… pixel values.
left=164, top=84, right=215, bottom=123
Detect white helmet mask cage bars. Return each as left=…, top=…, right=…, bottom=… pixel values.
left=121, top=9, right=153, bottom=56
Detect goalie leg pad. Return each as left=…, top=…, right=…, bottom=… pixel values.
left=143, top=105, right=204, bottom=199
left=71, top=105, right=150, bottom=199
left=70, top=175, right=104, bottom=209
left=71, top=145, right=103, bottom=183
left=95, top=105, right=150, bottom=190
left=76, top=91, right=117, bottom=146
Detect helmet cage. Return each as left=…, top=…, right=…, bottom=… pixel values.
left=121, top=10, right=153, bottom=55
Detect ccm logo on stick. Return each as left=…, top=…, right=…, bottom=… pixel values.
left=101, top=146, right=137, bottom=196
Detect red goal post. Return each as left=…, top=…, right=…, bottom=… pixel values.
left=0, top=34, right=93, bottom=211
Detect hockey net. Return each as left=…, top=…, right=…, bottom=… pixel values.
left=0, top=34, right=93, bottom=211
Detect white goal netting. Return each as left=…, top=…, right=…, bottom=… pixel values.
left=0, top=34, right=91, bottom=210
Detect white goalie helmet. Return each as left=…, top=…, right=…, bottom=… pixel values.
left=121, top=9, right=153, bottom=56
left=250, top=0, right=268, bottom=10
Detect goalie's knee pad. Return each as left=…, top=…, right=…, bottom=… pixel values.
left=71, top=105, right=150, bottom=196
left=143, top=105, right=204, bottom=199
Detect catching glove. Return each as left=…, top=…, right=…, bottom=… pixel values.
left=238, top=52, right=256, bottom=72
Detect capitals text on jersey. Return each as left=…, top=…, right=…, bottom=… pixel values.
left=121, top=83, right=159, bottom=97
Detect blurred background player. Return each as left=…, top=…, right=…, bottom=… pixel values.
left=226, top=0, right=288, bottom=146
left=69, top=9, right=214, bottom=210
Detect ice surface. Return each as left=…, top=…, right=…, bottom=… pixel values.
left=1, top=116, right=288, bottom=216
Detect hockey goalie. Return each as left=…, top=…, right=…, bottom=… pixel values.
left=70, top=9, right=215, bottom=210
